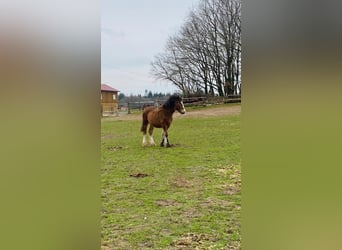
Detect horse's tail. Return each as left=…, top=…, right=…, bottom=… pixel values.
left=142, top=104, right=153, bottom=111
left=141, top=106, right=156, bottom=132
left=141, top=109, right=149, bottom=133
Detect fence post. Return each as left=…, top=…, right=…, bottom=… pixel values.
left=127, top=102, right=131, bottom=114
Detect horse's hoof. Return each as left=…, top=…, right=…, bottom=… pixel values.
left=160, top=143, right=164, bottom=147
left=166, top=143, right=171, bottom=148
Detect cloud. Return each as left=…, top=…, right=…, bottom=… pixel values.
left=101, top=67, right=177, bottom=95
left=101, top=27, right=125, bottom=40
left=101, top=0, right=200, bottom=95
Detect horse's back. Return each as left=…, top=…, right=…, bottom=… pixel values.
left=143, top=106, right=156, bottom=113
left=142, top=106, right=156, bottom=119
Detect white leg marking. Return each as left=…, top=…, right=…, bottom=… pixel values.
left=161, top=132, right=165, bottom=146
left=149, top=136, right=155, bottom=145
left=181, top=101, right=186, bottom=114
left=142, top=135, right=147, bottom=146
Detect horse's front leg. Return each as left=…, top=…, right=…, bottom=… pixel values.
left=161, top=129, right=171, bottom=147
left=160, top=132, right=165, bottom=147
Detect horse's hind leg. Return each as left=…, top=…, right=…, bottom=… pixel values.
left=148, top=125, right=155, bottom=145
left=142, top=133, right=147, bottom=147
left=141, top=114, right=148, bottom=146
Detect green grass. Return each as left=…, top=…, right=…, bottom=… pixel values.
left=101, top=109, right=241, bottom=249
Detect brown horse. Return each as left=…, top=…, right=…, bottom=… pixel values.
left=141, top=95, right=186, bottom=147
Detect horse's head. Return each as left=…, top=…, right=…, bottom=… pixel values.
left=174, top=95, right=186, bottom=114
left=163, top=95, right=186, bottom=114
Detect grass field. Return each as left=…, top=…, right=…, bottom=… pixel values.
left=101, top=105, right=241, bottom=249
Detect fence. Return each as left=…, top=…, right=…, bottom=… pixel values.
left=182, top=95, right=241, bottom=106
left=118, top=100, right=160, bottom=114
left=117, top=95, right=241, bottom=115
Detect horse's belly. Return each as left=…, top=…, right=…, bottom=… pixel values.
left=148, top=117, right=167, bottom=128
left=147, top=110, right=171, bottom=128
left=149, top=120, right=163, bottom=128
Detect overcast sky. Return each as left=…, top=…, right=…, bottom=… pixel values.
left=101, top=0, right=200, bottom=96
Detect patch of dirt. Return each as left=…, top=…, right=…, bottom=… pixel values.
left=200, top=197, right=231, bottom=209
left=171, top=176, right=192, bottom=188
left=154, top=199, right=179, bottom=207
left=230, top=167, right=241, bottom=182
left=101, top=239, right=131, bottom=250
left=182, top=207, right=199, bottom=219
left=129, top=173, right=149, bottom=178
left=227, top=241, right=241, bottom=250
left=223, top=166, right=241, bottom=196
left=224, top=185, right=241, bottom=196
left=217, top=168, right=230, bottom=175
left=175, top=105, right=241, bottom=119
left=106, top=145, right=123, bottom=151
left=171, top=233, right=216, bottom=249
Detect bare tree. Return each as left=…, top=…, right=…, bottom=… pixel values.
left=151, top=0, right=241, bottom=97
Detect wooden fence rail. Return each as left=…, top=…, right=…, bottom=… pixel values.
left=118, top=95, right=241, bottom=114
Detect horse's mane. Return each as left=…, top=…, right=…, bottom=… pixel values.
left=162, top=95, right=181, bottom=110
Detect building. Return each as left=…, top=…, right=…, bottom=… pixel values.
left=101, top=83, right=119, bottom=115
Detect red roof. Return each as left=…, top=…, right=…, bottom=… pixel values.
left=101, top=83, right=119, bottom=92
